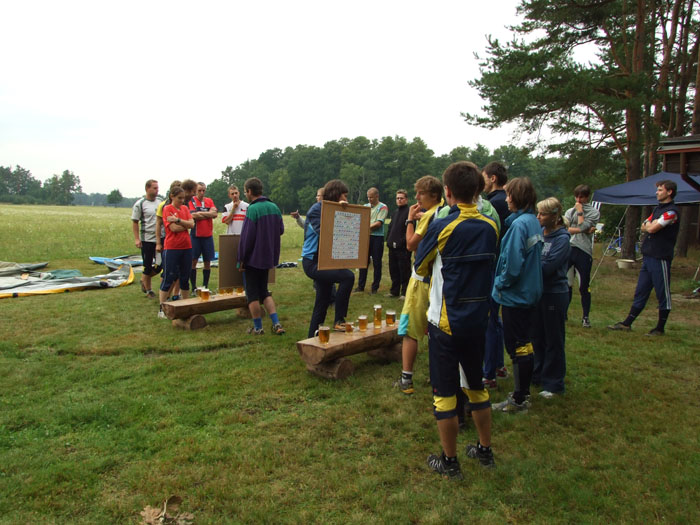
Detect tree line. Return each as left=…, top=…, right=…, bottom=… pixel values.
left=202, top=136, right=607, bottom=218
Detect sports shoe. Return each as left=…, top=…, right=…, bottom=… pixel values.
left=353, top=287, right=364, bottom=293
left=582, top=317, right=591, bottom=328
left=427, top=453, right=463, bottom=480
left=607, top=322, right=631, bottom=331
left=646, top=328, right=664, bottom=336
left=398, top=295, right=405, bottom=301
left=146, top=290, right=156, bottom=299
left=482, top=378, right=498, bottom=389
left=493, top=393, right=529, bottom=413
left=170, top=295, right=181, bottom=302
left=385, top=293, right=399, bottom=298
left=247, top=326, right=265, bottom=335
left=157, top=306, right=166, bottom=319
left=393, top=375, right=414, bottom=395
left=333, top=322, right=347, bottom=332
left=496, top=366, right=508, bottom=378
left=465, top=443, right=496, bottom=469
left=539, top=390, right=556, bottom=399
left=271, top=323, right=286, bottom=335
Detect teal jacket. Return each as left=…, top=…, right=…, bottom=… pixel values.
left=492, top=209, right=543, bottom=307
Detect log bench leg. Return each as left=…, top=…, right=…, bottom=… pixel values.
left=367, top=342, right=402, bottom=363
left=306, top=358, right=355, bottom=380
left=172, top=314, right=207, bottom=330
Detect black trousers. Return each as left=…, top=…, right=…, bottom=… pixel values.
left=388, top=246, right=411, bottom=296
left=302, top=257, right=354, bottom=338
left=358, top=236, right=384, bottom=291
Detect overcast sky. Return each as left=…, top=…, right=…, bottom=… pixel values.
left=1, top=0, right=525, bottom=198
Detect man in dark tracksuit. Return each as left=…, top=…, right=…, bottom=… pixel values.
left=482, top=162, right=510, bottom=388
left=608, top=180, right=680, bottom=336
left=386, top=189, right=411, bottom=298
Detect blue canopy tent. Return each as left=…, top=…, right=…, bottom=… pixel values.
left=592, top=171, right=700, bottom=205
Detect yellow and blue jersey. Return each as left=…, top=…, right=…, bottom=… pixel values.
left=414, top=203, right=498, bottom=337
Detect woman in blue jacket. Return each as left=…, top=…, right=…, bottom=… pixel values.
left=301, top=180, right=355, bottom=338
left=491, top=177, right=543, bottom=413
left=532, top=197, right=570, bottom=398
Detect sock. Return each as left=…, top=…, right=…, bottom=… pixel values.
left=622, top=306, right=642, bottom=327
left=270, top=313, right=280, bottom=325
left=190, top=269, right=197, bottom=290
left=656, top=309, right=670, bottom=332
left=202, top=269, right=210, bottom=288
left=477, top=442, right=491, bottom=453
left=401, top=371, right=413, bottom=380
left=442, top=452, right=458, bottom=464
left=253, top=317, right=263, bottom=330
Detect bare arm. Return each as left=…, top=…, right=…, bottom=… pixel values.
left=132, top=220, right=142, bottom=248
left=405, top=203, right=423, bottom=251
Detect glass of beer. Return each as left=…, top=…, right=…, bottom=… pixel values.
left=358, top=315, right=368, bottom=332
left=200, top=288, right=211, bottom=301
left=373, top=304, right=382, bottom=328
left=235, top=286, right=244, bottom=294
left=345, top=321, right=354, bottom=334
left=315, top=325, right=331, bottom=344
left=386, top=309, right=396, bottom=326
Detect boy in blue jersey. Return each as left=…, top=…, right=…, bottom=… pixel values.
left=415, top=161, right=499, bottom=480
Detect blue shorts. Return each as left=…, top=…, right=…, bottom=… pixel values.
left=191, top=235, right=215, bottom=262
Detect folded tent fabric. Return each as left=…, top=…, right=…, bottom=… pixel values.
left=0, top=261, right=134, bottom=298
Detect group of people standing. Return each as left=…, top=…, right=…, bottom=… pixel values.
left=132, top=162, right=682, bottom=481
left=131, top=177, right=285, bottom=335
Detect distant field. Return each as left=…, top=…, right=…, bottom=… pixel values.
left=1, top=204, right=699, bottom=524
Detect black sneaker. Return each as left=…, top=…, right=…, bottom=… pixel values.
left=645, top=328, right=664, bottom=336
left=582, top=317, right=591, bottom=328
left=427, top=453, right=463, bottom=480
left=465, top=443, right=496, bottom=469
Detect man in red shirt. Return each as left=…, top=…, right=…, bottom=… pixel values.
left=188, top=182, right=218, bottom=291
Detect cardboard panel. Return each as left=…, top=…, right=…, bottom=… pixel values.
left=218, top=234, right=275, bottom=286
left=317, top=201, right=371, bottom=270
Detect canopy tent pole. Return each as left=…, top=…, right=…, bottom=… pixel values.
left=591, top=205, right=629, bottom=283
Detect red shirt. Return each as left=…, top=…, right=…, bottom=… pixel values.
left=163, top=204, right=193, bottom=250
left=189, top=197, right=215, bottom=237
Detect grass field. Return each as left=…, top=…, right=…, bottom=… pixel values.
left=1, top=204, right=699, bottom=524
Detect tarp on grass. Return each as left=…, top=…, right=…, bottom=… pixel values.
left=90, top=253, right=219, bottom=270
left=0, top=261, right=134, bottom=299
left=592, top=171, right=700, bottom=205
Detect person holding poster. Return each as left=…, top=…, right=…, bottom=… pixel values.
left=301, top=180, right=356, bottom=338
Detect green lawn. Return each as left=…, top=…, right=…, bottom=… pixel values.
left=1, top=204, right=699, bottom=524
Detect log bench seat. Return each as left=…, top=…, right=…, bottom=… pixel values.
left=160, top=293, right=248, bottom=329
left=296, top=322, right=402, bottom=379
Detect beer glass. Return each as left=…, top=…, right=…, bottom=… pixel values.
left=358, top=315, right=368, bottom=332
left=315, top=325, right=331, bottom=344
left=373, top=304, right=382, bottom=328
left=386, top=309, right=396, bottom=326
left=200, top=288, right=211, bottom=301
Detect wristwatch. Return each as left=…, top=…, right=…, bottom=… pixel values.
left=577, top=212, right=584, bottom=216
left=405, top=219, right=417, bottom=227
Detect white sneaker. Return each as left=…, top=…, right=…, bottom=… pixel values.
left=539, top=390, right=555, bottom=399
left=157, top=306, right=166, bottom=319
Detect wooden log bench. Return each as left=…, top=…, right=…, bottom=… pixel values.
left=296, top=322, right=402, bottom=379
left=160, top=293, right=249, bottom=330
